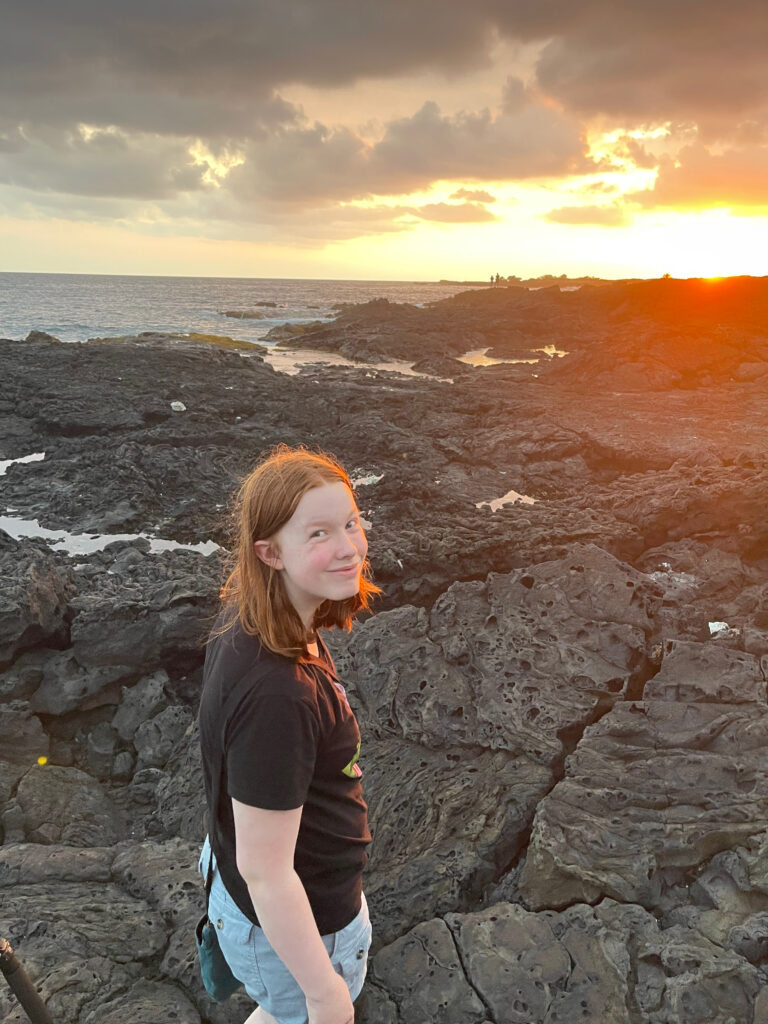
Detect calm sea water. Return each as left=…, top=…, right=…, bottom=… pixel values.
left=0, top=272, right=483, bottom=345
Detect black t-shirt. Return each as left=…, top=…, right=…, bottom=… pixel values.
left=198, top=617, right=371, bottom=935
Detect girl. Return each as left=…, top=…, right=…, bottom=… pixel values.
left=198, top=445, right=380, bottom=1024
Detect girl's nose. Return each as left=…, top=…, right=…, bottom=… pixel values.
left=336, top=527, right=364, bottom=559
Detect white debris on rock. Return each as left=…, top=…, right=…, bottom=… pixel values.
left=170, top=401, right=186, bottom=412
left=351, top=473, right=384, bottom=488
left=649, top=562, right=699, bottom=589
left=709, top=620, right=740, bottom=638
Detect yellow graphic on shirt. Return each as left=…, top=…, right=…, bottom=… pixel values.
left=342, top=739, right=362, bottom=778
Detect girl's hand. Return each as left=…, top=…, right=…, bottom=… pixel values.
left=306, top=972, right=355, bottom=1024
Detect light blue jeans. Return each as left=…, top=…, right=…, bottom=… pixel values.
left=199, top=836, right=371, bottom=1024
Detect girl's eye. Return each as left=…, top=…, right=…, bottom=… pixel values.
left=346, top=517, right=360, bottom=529
left=310, top=529, right=326, bottom=538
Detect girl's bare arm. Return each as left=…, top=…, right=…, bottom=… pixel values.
left=232, top=798, right=353, bottom=1024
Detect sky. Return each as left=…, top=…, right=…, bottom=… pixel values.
left=2, top=1, right=767, bottom=280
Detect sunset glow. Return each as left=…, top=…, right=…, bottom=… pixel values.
left=2, top=3, right=766, bottom=279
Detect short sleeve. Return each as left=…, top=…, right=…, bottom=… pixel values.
left=225, top=692, right=320, bottom=810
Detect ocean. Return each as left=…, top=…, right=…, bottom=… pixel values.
left=0, top=272, right=483, bottom=346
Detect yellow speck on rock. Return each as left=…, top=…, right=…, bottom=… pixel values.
left=37, top=756, right=48, bottom=766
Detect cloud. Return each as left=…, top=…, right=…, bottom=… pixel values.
left=0, top=85, right=592, bottom=210
left=367, top=100, right=594, bottom=190
left=614, top=136, right=659, bottom=171
left=3, top=0, right=766, bottom=248
left=450, top=187, right=496, bottom=203
left=0, top=2, right=501, bottom=139
left=529, top=4, right=768, bottom=143
left=410, top=201, right=498, bottom=223
left=543, top=204, right=631, bottom=227
left=189, top=97, right=594, bottom=208
left=3, top=2, right=767, bottom=146
left=631, top=142, right=768, bottom=209
left=0, top=126, right=208, bottom=200
left=579, top=181, right=619, bottom=195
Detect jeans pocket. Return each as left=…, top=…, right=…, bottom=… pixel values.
left=332, top=899, right=372, bottom=1000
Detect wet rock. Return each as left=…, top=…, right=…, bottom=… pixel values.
left=25, top=329, right=61, bottom=343
left=1, top=764, right=125, bottom=845
left=3, top=282, right=768, bottom=1022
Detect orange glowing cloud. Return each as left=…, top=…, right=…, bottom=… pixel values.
left=633, top=143, right=768, bottom=210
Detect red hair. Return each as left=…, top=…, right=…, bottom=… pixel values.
left=216, top=444, right=380, bottom=659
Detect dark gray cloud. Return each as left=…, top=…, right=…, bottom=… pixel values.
left=3, top=0, right=766, bottom=238
left=4, top=2, right=766, bottom=140
left=543, top=204, right=630, bottom=227
left=0, top=128, right=208, bottom=200
left=0, top=2, right=496, bottom=137
left=367, top=100, right=593, bottom=190
left=497, top=2, right=768, bottom=134
left=0, top=69, right=590, bottom=207
left=222, top=98, right=592, bottom=206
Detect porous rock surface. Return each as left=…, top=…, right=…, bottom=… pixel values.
left=2, top=279, right=768, bottom=1021
left=519, top=640, right=768, bottom=919
left=369, top=899, right=768, bottom=1024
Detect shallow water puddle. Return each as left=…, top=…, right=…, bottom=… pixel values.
left=262, top=347, right=437, bottom=378
left=0, top=452, right=46, bottom=475
left=0, top=514, right=220, bottom=557
left=458, top=348, right=538, bottom=367
left=476, top=488, right=537, bottom=511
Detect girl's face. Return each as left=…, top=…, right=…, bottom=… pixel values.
left=259, top=481, right=368, bottom=629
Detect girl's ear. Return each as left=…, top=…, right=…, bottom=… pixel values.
left=253, top=540, right=283, bottom=570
